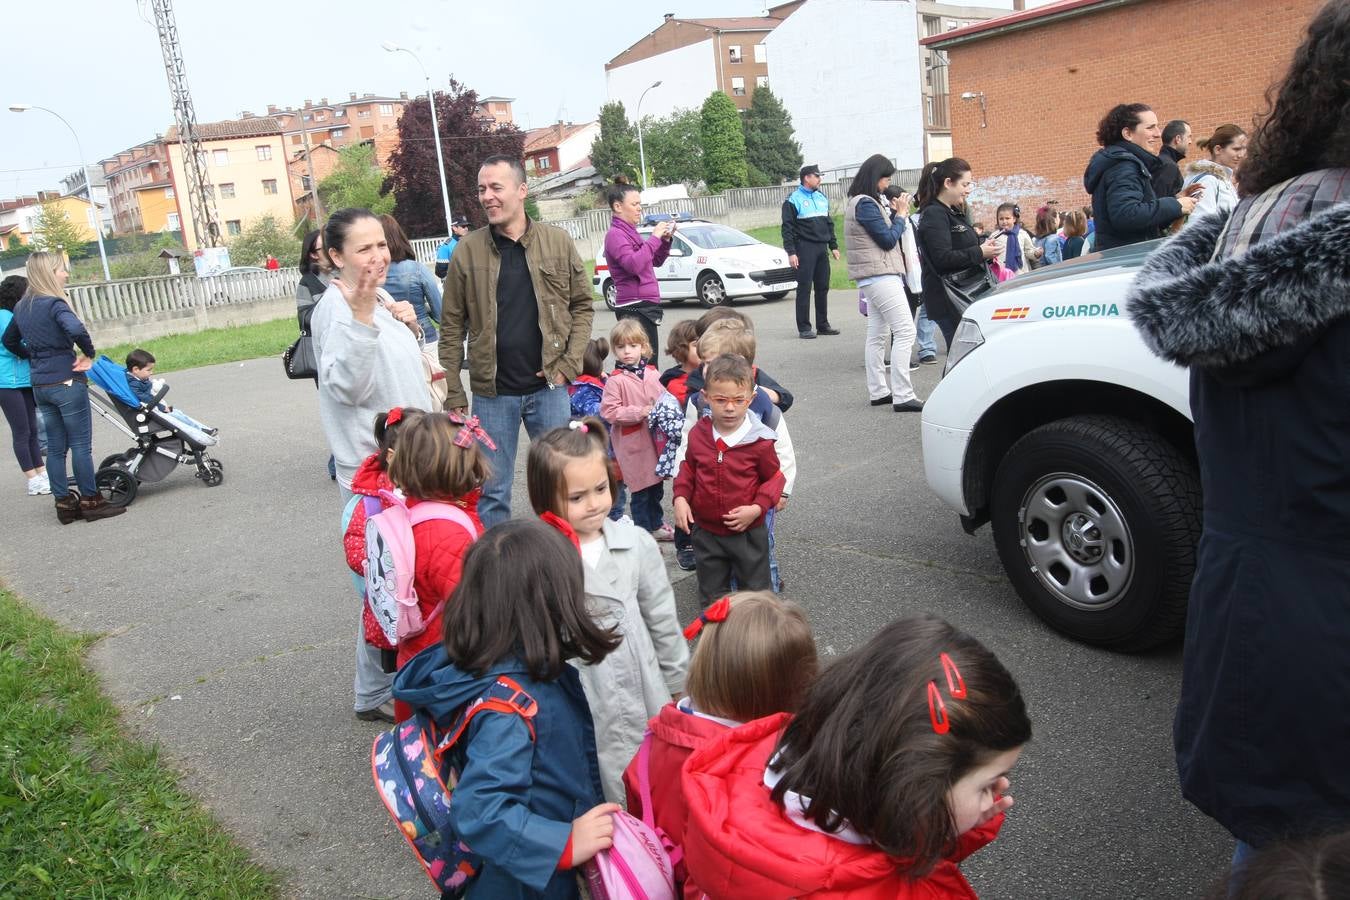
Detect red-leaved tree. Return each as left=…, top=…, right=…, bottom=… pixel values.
left=386, top=78, right=525, bottom=237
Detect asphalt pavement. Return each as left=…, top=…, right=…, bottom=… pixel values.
left=0, top=292, right=1232, bottom=899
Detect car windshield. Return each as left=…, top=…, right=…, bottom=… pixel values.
left=677, top=224, right=757, bottom=249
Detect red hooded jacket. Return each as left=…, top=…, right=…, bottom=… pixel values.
left=681, top=714, right=1003, bottom=900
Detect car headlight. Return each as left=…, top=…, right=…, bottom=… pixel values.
left=943, top=318, right=985, bottom=376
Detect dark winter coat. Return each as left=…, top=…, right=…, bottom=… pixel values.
left=1084, top=142, right=1184, bottom=250
left=915, top=202, right=984, bottom=322
left=1151, top=144, right=1186, bottom=202
left=1127, top=190, right=1350, bottom=846
left=1, top=295, right=95, bottom=386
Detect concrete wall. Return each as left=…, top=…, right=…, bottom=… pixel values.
left=606, top=40, right=718, bottom=120
left=87, top=295, right=297, bottom=347
left=766, top=0, right=925, bottom=172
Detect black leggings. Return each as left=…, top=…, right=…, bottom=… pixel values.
left=0, top=387, right=41, bottom=472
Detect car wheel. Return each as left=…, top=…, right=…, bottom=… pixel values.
left=761, top=291, right=789, bottom=300
left=96, top=466, right=138, bottom=507
left=697, top=273, right=728, bottom=308
left=989, top=415, right=1200, bottom=652
left=602, top=280, right=616, bottom=311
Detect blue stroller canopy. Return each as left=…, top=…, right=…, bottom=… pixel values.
left=89, top=356, right=144, bottom=409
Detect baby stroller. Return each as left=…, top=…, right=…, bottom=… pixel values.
left=86, top=355, right=224, bottom=507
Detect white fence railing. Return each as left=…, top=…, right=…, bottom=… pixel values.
left=67, top=267, right=301, bottom=323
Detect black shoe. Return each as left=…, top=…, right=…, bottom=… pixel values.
left=798, top=329, right=817, bottom=339
left=355, top=701, right=396, bottom=723
left=919, top=355, right=939, bottom=365
left=870, top=395, right=893, bottom=406
left=817, top=325, right=841, bottom=335
left=893, top=399, right=925, bottom=412
left=676, top=547, right=697, bottom=571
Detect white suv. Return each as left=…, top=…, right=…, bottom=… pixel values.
left=921, top=241, right=1201, bottom=652
left=593, top=219, right=796, bottom=309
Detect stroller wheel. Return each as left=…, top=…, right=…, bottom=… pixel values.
left=96, top=467, right=138, bottom=507
left=202, top=459, right=224, bottom=488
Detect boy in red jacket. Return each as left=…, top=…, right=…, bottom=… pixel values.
left=673, top=354, right=785, bottom=605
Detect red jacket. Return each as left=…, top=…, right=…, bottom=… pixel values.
left=622, top=702, right=733, bottom=879
left=681, top=714, right=1003, bottom=900
left=672, top=416, right=784, bottom=535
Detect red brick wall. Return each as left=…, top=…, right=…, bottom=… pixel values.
left=941, top=0, right=1324, bottom=226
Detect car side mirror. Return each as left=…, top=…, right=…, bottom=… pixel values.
left=668, top=244, right=688, bottom=257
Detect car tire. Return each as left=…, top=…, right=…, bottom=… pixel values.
left=989, top=414, right=1200, bottom=652
left=761, top=291, right=789, bottom=300
left=602, top=280, right=616, bottom=311
left=697, top=273, right=729, bottom=308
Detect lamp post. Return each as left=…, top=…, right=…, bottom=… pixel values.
left=960, top=91, right=988, bottom=129
left=9, top=104, right=111, bottom=281
left=635, top=80, right=662, bottom=191
left=381, top=42, right=454, bottom=238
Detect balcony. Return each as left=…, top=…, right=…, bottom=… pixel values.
left=925, top=92, right=951, bottom=130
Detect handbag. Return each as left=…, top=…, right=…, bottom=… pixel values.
left=939, top=264, right=997, bottom=315
left=283, top=298, right=320, bottom=380
left=422, top=343, right=449, bottom=408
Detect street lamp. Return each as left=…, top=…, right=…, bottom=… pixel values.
left=381, top=42, right=454, bottom=238
left=960, top=91, right=988, bottom=129
left=9, top=103, right=111, bottom=281
left=635, top=81, right=662, bottom=191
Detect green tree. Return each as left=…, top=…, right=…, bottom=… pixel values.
left=32, top=201, right=89, bottom=257
left=589, top=102, right=639, bottom=184
left=317, top=144, right=395, bottom=215
left=641, top=108, right=704, bottom=186
left=228, top=214, right=300, bottom=267
left=742, top=87, right=802, bottom=185
left=700, top=92, right=749, bottom=193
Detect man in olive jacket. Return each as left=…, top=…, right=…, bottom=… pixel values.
left=439, top=154, right=595, bottom=527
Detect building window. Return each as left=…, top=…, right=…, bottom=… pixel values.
left=731, top=77, right=746, bottom=97
left=219, top=182, right=236, bottom=199
left=331, top=128, right=344, bottom=138
left=165, top=186, right=175, bottom=199
left=756, top=75, right=769, bottom=89
left=291, top=134, right=302, bottom=145
left=213, top=149, right=229, bottom=166
left=728, top=45, right=742, bottom=63
left=166, top=212, right=180, bottom=231
left=262, top=179, right=278, bottom=195
left=379, top=103, right=393, bottom=115
left=495, top=103, right=507, bottom=113
left=538, top=156, right=551, bottom=171
left=315, top=112, right=326, bottom=121
left=358, top=109, right=371, bottom=118
left=303, top=113, right=312, bottom=121
left=754, top=43, right=767, bottom=63
left=256, top=145, right=272, bottom=161
left=226, top=220, right=241, bottom=236
left=334, top=109, right=345, bottom=118
left=360, top=126, right=374, bottom=138
left=301, top=175, right=312, bottom=192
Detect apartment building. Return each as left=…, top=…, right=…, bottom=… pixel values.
left=59, top=166, right=112, bottom=235
left=917, top=0, right=1007, bottom=162
left=100, top=139, right=174, bottom=235
left=523, top=122, right=600, bottom=178
left=0, top=191, right=103, bottom=250
left=266, top=92, right=412, bottom=153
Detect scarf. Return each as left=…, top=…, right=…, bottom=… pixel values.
left=1003, top=224, right=1024, bottom=271
left=613, top=358, right=648, bottom=378
left=1217, top=168, right=1350, bottom=258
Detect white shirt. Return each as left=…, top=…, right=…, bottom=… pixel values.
left=580, top=534, right=604, bottom=570
left=712, top=416, right=753, bottom=448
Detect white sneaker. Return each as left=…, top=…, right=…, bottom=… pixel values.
left=27, top=476, right=51, bottom=496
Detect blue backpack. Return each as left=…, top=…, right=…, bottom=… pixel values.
left=371, top=677, right=537, bottom=895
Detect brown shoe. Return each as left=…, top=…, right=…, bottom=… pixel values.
left=55, top=492, right=82, bottom=525
left=79, top=494, right=126, bottom=521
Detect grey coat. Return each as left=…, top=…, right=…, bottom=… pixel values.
left=573, top=517, right=689, bottom=804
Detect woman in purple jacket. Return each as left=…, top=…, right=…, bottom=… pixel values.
left=602, top=183, right=673, bottom=355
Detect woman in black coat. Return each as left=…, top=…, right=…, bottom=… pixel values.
left=913, top=157, right=1000, bottom=348
left=1127, top=0, right=1350, bottom=865
left=1083, top=103, right=1199, bottom=250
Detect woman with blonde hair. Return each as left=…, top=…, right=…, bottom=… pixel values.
left=1, top=252, right=124, bottom=522
left=1182, top=124, right=1248, bottom=225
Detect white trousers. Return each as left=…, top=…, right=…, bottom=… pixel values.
left=862, top=276, right=918, bottom=403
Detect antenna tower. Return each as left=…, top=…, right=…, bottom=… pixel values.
left=148, top=0, right=219, bottom=248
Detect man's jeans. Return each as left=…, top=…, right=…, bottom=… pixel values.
left=915, top=304, right=939, bottom=358
left=473, top=386, right=571, bottom=529
left=33, top=380, right=96, bottom=497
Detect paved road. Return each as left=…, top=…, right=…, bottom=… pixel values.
left=0, top=294, right=1231, bottom=899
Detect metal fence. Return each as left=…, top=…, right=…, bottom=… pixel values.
left=67, top=267, right=301, bottom=323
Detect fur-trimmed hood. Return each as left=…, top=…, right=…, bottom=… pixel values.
left=1128, top=202, right=1350, bottom=373
left=1185, top=158, right=1233, bottom=183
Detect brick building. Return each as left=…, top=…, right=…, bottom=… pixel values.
left=922, top=0, right=1325, bottom=224
left=523, top=122, right=600, bottom=177
left=101, top=139, right=174, bottom=235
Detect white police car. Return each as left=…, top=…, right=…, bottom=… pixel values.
left=593, top=217, right=796, bottom=309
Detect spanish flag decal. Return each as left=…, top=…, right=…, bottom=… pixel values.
left=990, top=307, right=1031, bottom=320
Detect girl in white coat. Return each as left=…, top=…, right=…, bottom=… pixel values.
left=1183, top=124, right=1248, bottom=225
left=528, top=417, right=689, bottom=804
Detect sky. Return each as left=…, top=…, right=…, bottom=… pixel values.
left=1, top=0, right=1038, bottom=199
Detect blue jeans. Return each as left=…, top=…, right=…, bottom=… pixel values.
left=473, top=386, right=571, bottom=529
left=915, top=304, right=938, bottom=358
left=33, top=380, right=96, bottom=497
left=630, top=482, right=665, bottom=531
left=609, top=481, right=629, bottom=521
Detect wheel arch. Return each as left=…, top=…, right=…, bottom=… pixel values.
left=961, top=380, right=1196, bottom=530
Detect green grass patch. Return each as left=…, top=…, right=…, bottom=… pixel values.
left=99, top=317, right=297, bottom=374
left=744, top=216, right=856, bottom=291
left=0, top=587, right=279, bottom=898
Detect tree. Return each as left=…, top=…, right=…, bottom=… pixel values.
left=32, top=201, right=89, bottom=257
left=700, top=92, right=749, bottom=193
left=742, top=87, right=803, bottom=185
left=641, top=108, right=704, bottom=186
left=589, top=102, right=638, bottom=185
left=228, top=214, right=300, bottom=267
left=318, top=144, right=395, bottom=216
left=386, top=79, right=525, bottom=237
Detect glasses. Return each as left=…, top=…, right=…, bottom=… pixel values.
left=707, top=395, right=749, bottom=407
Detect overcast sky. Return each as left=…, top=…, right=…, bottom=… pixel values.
left=2, top=0, right=1039, bottom=199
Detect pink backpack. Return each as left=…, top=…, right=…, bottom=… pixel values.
left=364, top=490, right=478, bottom=645
left=584, top=734, right=679, bottom=900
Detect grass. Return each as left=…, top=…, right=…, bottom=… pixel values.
left=744, top=215, right=856, bottom=292
left=99, top=317, right=297, bottom=374
left=0, top=587, right=279, bottom=898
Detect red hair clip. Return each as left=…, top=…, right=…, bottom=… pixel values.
left=539, top=511, right=580, bottom=552
left=683, top=595, right=732, bottom=640
left=385, top=406, right=405, bottom=427
left=928, top=652, right=966, bottom=735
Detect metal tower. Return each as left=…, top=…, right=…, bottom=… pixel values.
left=148, top=0, right=219, bottom=248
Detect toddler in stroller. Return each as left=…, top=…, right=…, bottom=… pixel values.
left=86, top=355, right=224, bottom=507
left=124, top=349, right=217, bottom=446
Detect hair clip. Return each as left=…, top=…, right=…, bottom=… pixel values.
left=683, top=595, right=732, bottom=640
left=448, top=413, right=498, bottom=451
left=540, top=511, right=580, bottom=552
left=927, top=652, right=966, bottom=735
left=385, top=406, right=404, bottom=427
left=568, top=420, right=589, bottom=433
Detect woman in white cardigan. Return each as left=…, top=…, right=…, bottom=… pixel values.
left=1183, top=124, right=1248, bottom=225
